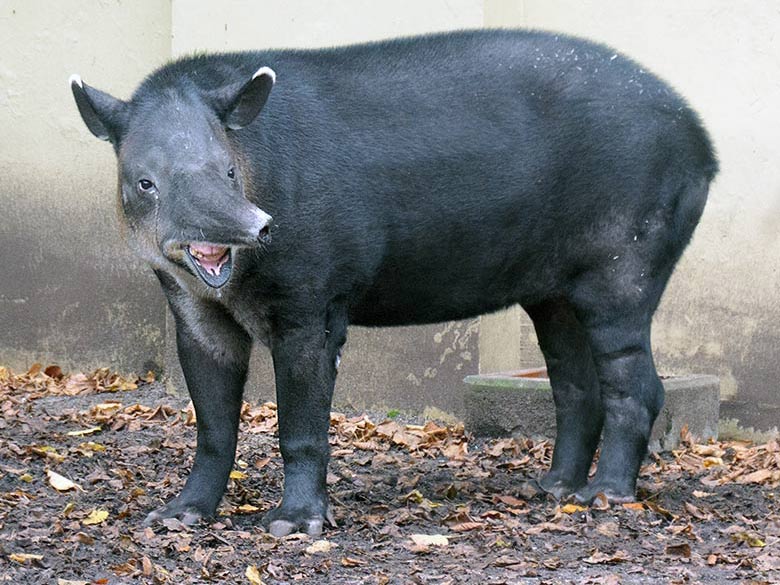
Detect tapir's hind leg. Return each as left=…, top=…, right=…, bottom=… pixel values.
left=569, top=307, right=661, bottom=503
left=525, top=299, right=603, bottom=499
left=563, top=175, right=709, bottom=502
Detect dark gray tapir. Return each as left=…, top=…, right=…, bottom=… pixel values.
left=70, top=30, right=717, bottom=536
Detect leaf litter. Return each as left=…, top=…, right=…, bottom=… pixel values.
left=1, top=364, right=779, bottom=583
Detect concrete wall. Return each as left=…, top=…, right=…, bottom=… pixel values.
left=0, top=1, right=170, bottom=374
left=2, top=1, right=778, bottom=431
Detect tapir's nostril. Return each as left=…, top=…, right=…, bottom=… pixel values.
left=258, top=224, right=271, bottom=243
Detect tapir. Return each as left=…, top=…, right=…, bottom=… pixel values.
left=70, top=30, right=717, bottom=537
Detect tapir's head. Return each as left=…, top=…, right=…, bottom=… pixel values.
left=69, top=67, right=276, bottom=290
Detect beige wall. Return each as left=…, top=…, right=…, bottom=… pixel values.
left=482, top=1, right=780, bottom=425
left=172, top=0, right=483, bottom=53
left=0, top=1, right=171, bottom=372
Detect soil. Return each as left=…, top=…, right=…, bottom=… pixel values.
left=1, top=376, right=779, bottom=584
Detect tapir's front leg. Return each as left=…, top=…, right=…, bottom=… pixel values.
left=263, top=305, right=347, bottom=537
left=145, top=276, right=251, bottom=525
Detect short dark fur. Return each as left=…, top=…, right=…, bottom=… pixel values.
left=71, top=29, right=717, bottom=536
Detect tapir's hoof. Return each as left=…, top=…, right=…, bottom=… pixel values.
left=262, top=506, right=336, bottom=537
left=143, top=499, right=209, bottom=527
left=537, top=473, right=584, bottom=500
left=572, top=482, right=635, bottom=505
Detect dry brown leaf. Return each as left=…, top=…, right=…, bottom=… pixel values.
left=591, top=492, right=611, bottom=510
left=739, top=469, right=772, bottom=484
left=526, top=522, right=578, bottom=535
left=665, top=542, right=692, bottom=557
left=493, top=494, right=526, bottom=507
left=141, top=556, right=154, bottom=576
left=450, top=521, right=485, bottom=532
left=583, top=550, right=629, bottom=564
left=596, top=521, right=620, bottom=538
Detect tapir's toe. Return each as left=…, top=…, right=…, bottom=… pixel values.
left=143, top=499, right=208, bottom=527
left=263, top=505, right=335, bottom=538
left=572, top=482, right=636, bottom=506
left=538, top=477, right=579, bottom=500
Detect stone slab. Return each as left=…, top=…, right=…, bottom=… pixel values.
left=463, top=369, right=720, bottom=451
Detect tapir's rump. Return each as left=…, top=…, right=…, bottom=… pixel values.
left=71, top=29, right=716, bottom=536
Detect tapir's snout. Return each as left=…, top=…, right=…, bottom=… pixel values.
left=159, top=196, right=274, bottom=289
left=250, top=207, right=273, bottom=244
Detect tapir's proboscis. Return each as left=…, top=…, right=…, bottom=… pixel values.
left=71, top=30, right=717, bottom=537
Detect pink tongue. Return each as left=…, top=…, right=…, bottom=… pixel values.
left=189, top=244, right=229, bottom=276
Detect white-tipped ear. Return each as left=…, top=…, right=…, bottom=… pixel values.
left=69, top=73, right=83, bottom=89
left=252, top=66, right=276, bottom=84
left=212, top=67, right=276, bottom=130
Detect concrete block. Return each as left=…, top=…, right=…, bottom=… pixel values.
left=463, top=369, right=720, bottom=451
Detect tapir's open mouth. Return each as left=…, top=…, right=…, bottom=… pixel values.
left=184, top=243, right=232, bottom=288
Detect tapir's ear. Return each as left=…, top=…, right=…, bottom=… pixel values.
left=69, top=74, right=129, bottom=143
left=209, top=67, right=275, bottom=130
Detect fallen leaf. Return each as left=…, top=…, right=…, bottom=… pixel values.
left=44, top=365, right=63, bottom=379
left=739, top=469, right=772, bottom=484
left=234, top=503, right=260, bottom=514
left=591, top=493, right=611, bottom=510
left=141, top=556, right=154, bottom=576
left=731, top=532, right=766, bottom=548
left=702, top=456, right=724, bottom=468
left=245, top=565, right=264, bottom=585
left=66, top=426, right=102, bottom=437
left=47, top=470, right=79, bottom=492
left=561, top=503, right=588, bottom=514
left=305, top=540, right=337, bottom=554
left=341, top=556, right=367, bottom=567
left=410, top=534, right=449, bottom=547
left=83, top=509, right=109, bottom=525
left=9, top=553, right=43, bottom=564
left=229, top=470, right=247, bottom=480
left=58, top=580, right=88, bottom=585
left=583, top=550, right=629, bottom=564
left=450, top=521, right=485, bottom=532
left=665, top=542, right=692, bottom=557
left=526, top=522, right=578, bottom=534
left=596, top=521, right=620, bottom=538
left=493, top=494, right=526, bottom=507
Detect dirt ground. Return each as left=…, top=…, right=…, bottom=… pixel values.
left=1, top=366, right=779, bottom=584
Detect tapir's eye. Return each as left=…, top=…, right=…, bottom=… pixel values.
left=138, top=179, right=155, bottom=193
left=227, top=167, right=236, bottom=180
